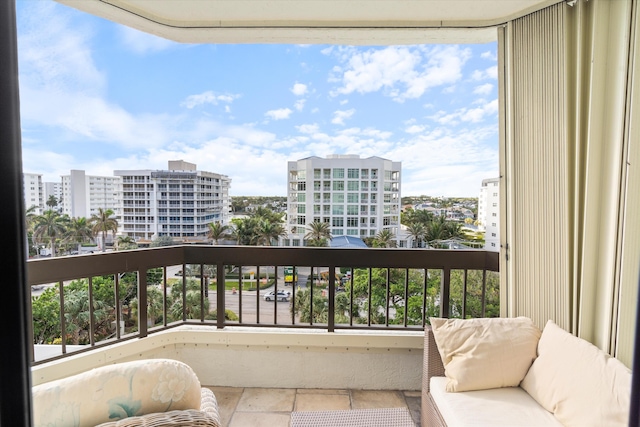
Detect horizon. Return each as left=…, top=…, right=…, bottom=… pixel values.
left=16, top=1, right=499, bottom=198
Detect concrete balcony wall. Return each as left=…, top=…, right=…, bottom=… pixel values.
left=32, top=327, right=423, bottom=391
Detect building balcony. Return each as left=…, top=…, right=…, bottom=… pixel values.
left=29, top=246, right=498, bottom=420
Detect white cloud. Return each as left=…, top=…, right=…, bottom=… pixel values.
left=295, top=99, right=306, bottom=111
left=332, top=109, right=355, bottom=125
left=473, top=83, right=493, bottom=95
left=429, top=99, right=498, bottom=125
left=471, top=65, right=498, bottom=81
left=265, top=108, right=293, bottom=120
left=481, top=51, right=497, bottom=61
left=297, top=124, right=320, bottom=134
left=329, top=45, right=471, bottom=102
left=181, top=91, right=240, bottom=109
left=117, top=26, right=177, bottom=54
left=405, top=125, right=426, bottom=134
left=291, top=83, right=308, bottom=96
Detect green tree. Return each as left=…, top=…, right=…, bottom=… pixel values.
left=304, top=221, right=332, bottom=247
left=46, top=195, right=58, bottom=209
left=89, top=208, right=118, bottom=252
left=373, top=229, right=397, bottom=248
left=116, top=235, right=138, bottom=250
left=151, top=235, right=176, bottom=247
left=32, top=210, right=69, bottom=257
left=32, top=287, right=61, bottom=344
left=64, top=217, right=94, bottom=251
left=405, top=222, right=426, bottom=248
left=207, top=221, right=230, bottom=245
left=255, top=219, right=286, bottom=246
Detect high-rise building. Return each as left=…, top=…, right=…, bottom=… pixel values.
left=114, top=160, right=231, bottom=242
left=23, top=173, right=44, bottom=214
left=286, top=155, right=401, bottom=246
left=61, top=170, right=121, bottom=219
left=478, top=177, right=500, bottom=252
left=43, top=181, right=63, bottom=212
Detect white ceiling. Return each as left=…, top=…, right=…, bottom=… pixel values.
left=56, top=0, right=565, bottom=44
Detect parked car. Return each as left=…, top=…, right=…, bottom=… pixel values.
left=263, top=290, right=291, bottom=302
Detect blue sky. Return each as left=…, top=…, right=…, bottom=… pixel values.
left=16, top=0, right=499, bottom=197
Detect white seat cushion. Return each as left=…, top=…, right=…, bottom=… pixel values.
left=430, top=377, right=563, bottom=427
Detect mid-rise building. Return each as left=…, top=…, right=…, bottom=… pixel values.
left=43, top=181, right=63, bottom=212
left=23, top=173, right=44, bottom=214
left=478, top=177, right=500, bottom=252
left=114, top=160, right=231, bottom=242
left=286, top=155, right=401, bottom=246
left=61, top=170, right=121, bottom=219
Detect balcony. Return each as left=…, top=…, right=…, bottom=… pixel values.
left=29, top=246, right=497, bottom=423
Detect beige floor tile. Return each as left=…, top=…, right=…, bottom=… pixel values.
left=294, top=392, right=352, bottom=411
left=235, top=388, right=296, bottom=412
left=206, top=386, right=244, bottom=426
left=350, top=390, right=407, bottom=409
left=229, top=412, right=290, bottom=427
left=296, top=388, right=349, bottom=395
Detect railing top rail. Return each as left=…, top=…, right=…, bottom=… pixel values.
left=27, top=245, right=499, bottom=286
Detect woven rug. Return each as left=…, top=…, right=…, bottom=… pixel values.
left=291, top=407, right=416, bottom=427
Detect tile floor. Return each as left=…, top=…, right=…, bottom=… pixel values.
left=206, top=386, right=422, bottom=427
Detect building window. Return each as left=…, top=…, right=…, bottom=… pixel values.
left=347, top=168, right=359, bottom=178
left=347, top=205, right=358, bottom=215
left=332, top=217, right=344, bottom=227
left=333, top=181, right=344, bottom=191
left=314, top=169, right=321, bottom=179
left=347, top=181, right=359, bottom=191
left=333, top=193, right=344, bottom=203
left=333, top=168, right=345, bottom=179
left=347, top=217, right=358, bottom=227
left=297, top=182, right=306, bottom=191
left=298, top=205, right=306, bottom=214
left=332, top=205, right=344, bottom=215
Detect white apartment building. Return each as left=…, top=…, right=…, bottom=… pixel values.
left=23, top=173, right=43, bottom=214
left=114, top=160, right=231, bottom=242
left=287, top=155, right=401, bottom=246
left=61, top=170, right=121, bottom=219
left=43, top=181, right=63, bottom=212
left=478, top=177, right=500, bottom=252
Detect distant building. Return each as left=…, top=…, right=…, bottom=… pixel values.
left=478, top=177, right=500, bottom=252
left=23, top=173, right=44, bottom=214
left=43, top=181, right=63, bottom=212
left=114, top=160, right=231, bottom=242
left=286, top=154, right=401, bottom=246
left=61, top=170, right=121, bottom=219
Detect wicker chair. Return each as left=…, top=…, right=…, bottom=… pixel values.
left=421, top=326, right=447, bottom=427
left=95, top=387, right=220, bottom=427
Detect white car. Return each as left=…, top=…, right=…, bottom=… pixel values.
left=263, top=290, right=291, bottom=302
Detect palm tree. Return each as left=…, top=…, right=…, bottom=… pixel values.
left=373, top=229, right=397, bottom=248
left=46, top=195, right=58, bottom=210
left=64, top=217, right=94, bottom=251
left=405, top=222, right=426, bottom=248
left=425, top=215, right=448, bottom=245
left=304, top=221, right=332, bottom=247
left=207, top=221, right=230, bottom=245
left=32, top=210, right=69, bottom=257
left=116, top=235, right=137, bottom=251
left=89, top=208, right=118, bottom=252
left=255, top=219, right=287, bottom=246
left=230, top=217, right=259, bottom=245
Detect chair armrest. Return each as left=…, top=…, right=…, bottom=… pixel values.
left=424, top=326, right=445, bottom=393
left=95, top=388, right=221, bottom=427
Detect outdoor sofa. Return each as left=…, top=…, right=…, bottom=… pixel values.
left=32, top=358, right=221, bottom=427
left=422, top=317, right=632, bottom=427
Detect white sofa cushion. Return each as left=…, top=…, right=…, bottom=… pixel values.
left=32, top=359, right=203, bottom=427
left=430, top=377, right=563, bottom=427
left=430, top=317, right=541, bottom=392
left=520, top=320, right=632, bottom=427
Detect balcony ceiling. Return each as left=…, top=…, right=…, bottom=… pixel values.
left=55, top=0, right=564, bottom=45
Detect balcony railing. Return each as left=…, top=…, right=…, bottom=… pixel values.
left=28, top=245, right=498, bottom=365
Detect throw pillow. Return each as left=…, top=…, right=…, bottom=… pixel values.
left=429, top=316, right=541, bottom=392
left=520, top=320, right=631, bottom=427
